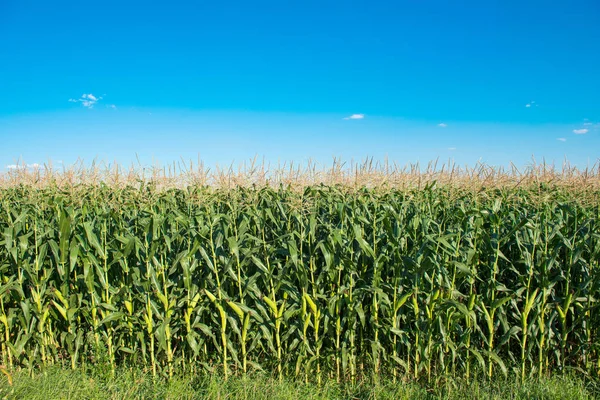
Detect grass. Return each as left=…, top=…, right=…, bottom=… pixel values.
left=0, top=366, right=598, bottom=400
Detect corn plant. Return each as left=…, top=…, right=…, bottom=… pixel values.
left=0, top=178, right=599, bottom=384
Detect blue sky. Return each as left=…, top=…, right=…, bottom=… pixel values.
left=1, top=0, right=599, bottom=171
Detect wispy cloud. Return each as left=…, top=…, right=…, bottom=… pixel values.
left=343, top=114, right=365, bottom=120
left=5, top=163, right=41, bottom=170
left=69, top=93, right=103, bottom=109
left=108, top=104, right=117, bottom=109
left=557, top=138, right=567, bottom=142
left=438, top=123, right=447, bottom=128
left=525, top=101, right=537, bottom=108
left=583, top=122, right=592, bottom=126
left=573, top=128, right=589, bottom=135
left=448, top=147, right=456, bottom=151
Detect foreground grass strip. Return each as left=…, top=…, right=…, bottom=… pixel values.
left=0, top=367, right=598, bottom=400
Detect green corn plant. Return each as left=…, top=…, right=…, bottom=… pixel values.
left=303, top=291, right=321, bottom=385
left=0, top=174, right=599, bottom=385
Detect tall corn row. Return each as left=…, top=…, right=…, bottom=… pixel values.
left=0, top=183, right=599, bottom=382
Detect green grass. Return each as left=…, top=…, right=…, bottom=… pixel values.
left=0, top=366, right=598, bottom=400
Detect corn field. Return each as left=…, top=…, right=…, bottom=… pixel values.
left=1, top=163, right=600, bottom=383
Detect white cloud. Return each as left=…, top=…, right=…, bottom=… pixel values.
left=525, top=104, right=531, bottom=108
left=573, top=129, right=589, bottom=135
left=109, top=104, right=117, bottom=109
left=438, top=123, right=447, bottom=128
left=557, top=138, right=567, bottom=142
left=343, top=114, right=365, bottom=120
left=5, top=163, right=41, bottom=170
left=448, top=147, right=456, bottom=150
left=583, top=122, right=592, bottom=126
left=69, top=93, right=103, bottom=109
